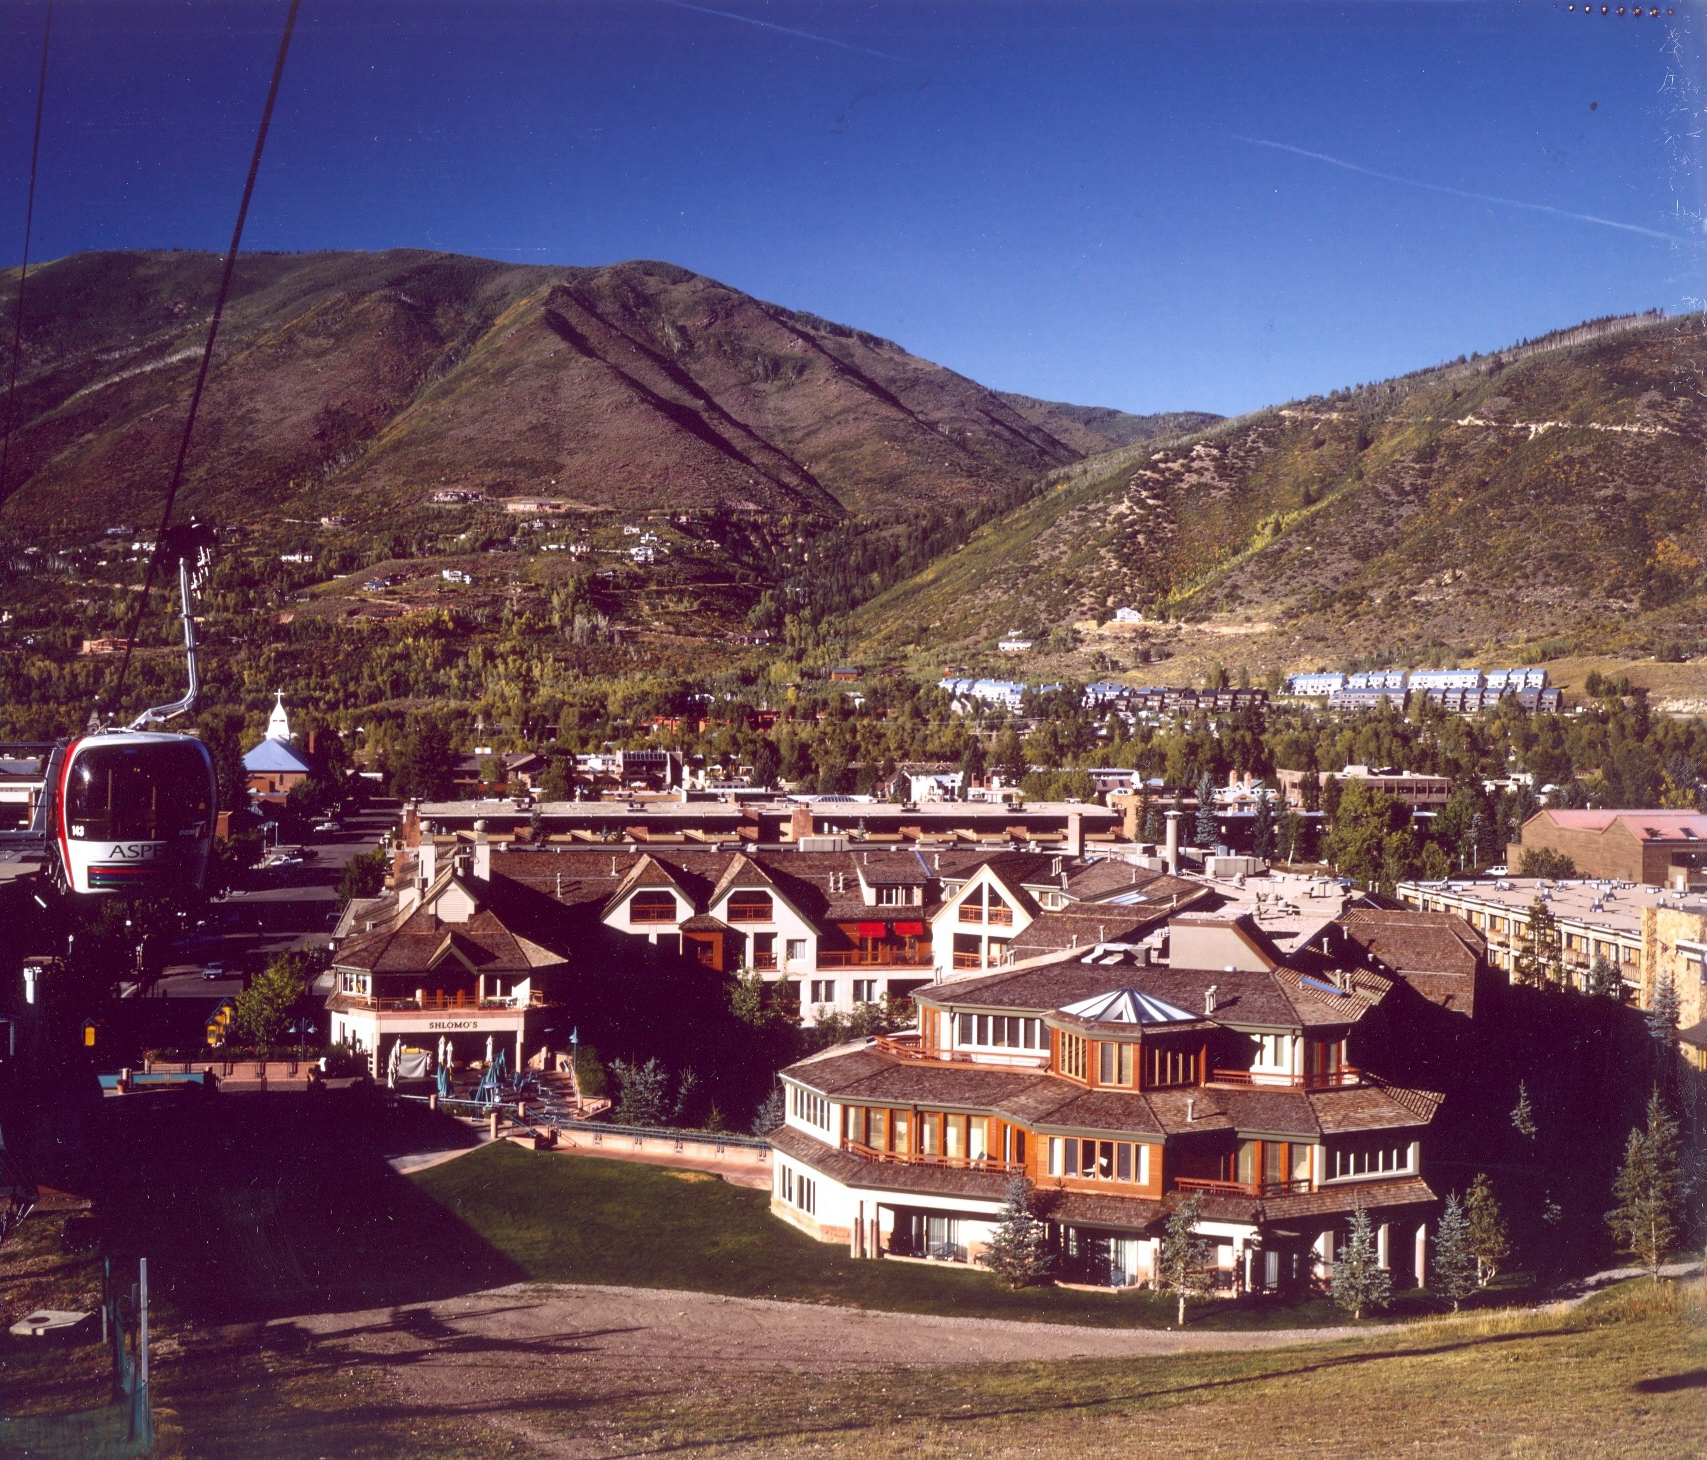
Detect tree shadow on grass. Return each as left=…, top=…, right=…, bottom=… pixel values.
left=614, top=1327, right=1591, bottom=1456
left=1630, top=1368, right=1707, bottom=1394
left=90, top=1087, right=527, bottom=1324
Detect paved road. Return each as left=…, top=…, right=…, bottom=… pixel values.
left=142, top=802, right=396, bottom=996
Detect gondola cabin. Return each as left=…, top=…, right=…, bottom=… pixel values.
left=50, top=732, right=217, bottom=897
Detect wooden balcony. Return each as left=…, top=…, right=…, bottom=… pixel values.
left=958, top=907, right=1013, bottom=926
left=870, top=1035, right=1048, bottom=1070
left=1174, top=1176, right=1314, bottom=1198
left=751, top=952, right=777, bottom=970
left=629, top=906, right=677, bottom=924
left=816, top=949, right=932, bottom=968
left=843, top=1138, right=1023, bottom=1176
left=952, top=951, right=987, bottom=969
left=1209, top=1068, right=1362, bottom=1090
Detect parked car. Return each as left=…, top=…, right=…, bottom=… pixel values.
left=312, top=819, right=340, bottom=835
left=203, top=962, right=226, bottom=981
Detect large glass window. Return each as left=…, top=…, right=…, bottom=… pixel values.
left=1047, top=1137, right=1151, bottom=1185
left=1329, top=1137, right=1415, bottom=1180
left=65, top=740, right=213, bottom=842
left=1098, top=1041, right=1135, bottom=1086
left=1058, top=1032, right=1087, bottom=1080
left=956, top=1013, right=1045, bottom=1050
left=1147, top=1043, right=1195, bottom=1088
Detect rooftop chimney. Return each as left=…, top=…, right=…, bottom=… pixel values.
left=1164, top=810, right=1182, bottom=875
left=1186, top=1097, right=1196, bottom=1123
left=1205, top=984, right=1219, bottom=1015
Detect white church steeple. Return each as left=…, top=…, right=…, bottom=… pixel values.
left=266, top=690, right=292, bottom=742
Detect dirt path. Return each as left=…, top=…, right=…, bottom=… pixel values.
left=264, top=1261, right=1701, bottom=1456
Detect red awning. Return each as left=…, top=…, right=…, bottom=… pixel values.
left=894, top=921, right=926, bottom=936
left=857, top=921, right=886, bottom=938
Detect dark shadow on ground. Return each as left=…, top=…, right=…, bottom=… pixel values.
left=1630, top=1369, right=1707, bottom=1394
left=91, top=1087, right=526, bottom=1324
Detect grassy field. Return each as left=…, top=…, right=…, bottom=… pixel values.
left=7, top=1109, right=1703, bottom=1457
left=413, top=1142, right=1368, bottom=1329
left=557, top=1278, right=1707, bottom=1458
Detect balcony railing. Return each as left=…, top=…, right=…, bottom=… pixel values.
left=816, top=949, right=932, bottom=968
left=843, top=1138, right=1023, bottom=1176
left=1174, top=1176, right=1314, bottom=1198
left=958, top=907, right=1013, bottom=926
left=372, top=994, right=524, bottom=1013
left=1209, top=1068, right=1362, bottom=1090
left=726, top=905, right=772, bottom=923
left=629, top=905, right=677, bottom=924
left=870, top=1035, right=1048, bottom=1069
left=751, top=952, right=777, bottom=970
left=952, top=951, right=986, bottom=969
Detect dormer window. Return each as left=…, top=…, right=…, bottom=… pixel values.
left=727, top=891, right=773, bottom=922
left=629, top=890, right=677, bottom=923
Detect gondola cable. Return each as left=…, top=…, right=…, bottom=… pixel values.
left=0, top=0, right=53, bottom=504
left=102, top=0, right=302, bottom=726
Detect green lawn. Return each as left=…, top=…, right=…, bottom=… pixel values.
left=414, top=1141, right=1394, bottom=1330
left=561, top=1278, right=1707, bottom=1458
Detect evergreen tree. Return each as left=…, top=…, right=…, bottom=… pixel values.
left=1466, top=1172, right=1511, bottom=1287
left=1513, top=898, right=1563, bottom=988
left=1606, top=1088, right=1681, bottom=1280
left=1646, top=973, right=1681, bottom=1051
left=982, top=1175, right=1054, bottom=1289
left=1251, top=788, right=1275, bottom=862
left=1586, top=954, right=1624, bottom=1001
left=957, top=735, right=986, bottom=798
left=610, top=1056, right=695, bottom=1127
left=1332, top=1207, right=1392, bottom=1320
left=1510, top=1082, right=1538, bottom=1142
left=1193, top=773, right=1219, bottom=849
left=1431, top=1193, right=1478, bottom=1311
left=749, top=1085, right=785, bottom=1136
left=1159, top=1193, right=1214, bottom=1325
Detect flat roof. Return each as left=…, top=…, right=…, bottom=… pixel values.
left=1398, top=876, right=1707, bottom=936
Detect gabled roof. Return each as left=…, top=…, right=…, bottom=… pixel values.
left=1530, top=808, right=1707, bottom=843
left=333, top=866, right=578, bottom=977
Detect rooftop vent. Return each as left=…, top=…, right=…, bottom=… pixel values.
left=1204, top=984, right=1219, bottom=1015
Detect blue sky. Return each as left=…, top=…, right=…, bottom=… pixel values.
left=3, top=0, right=1703, bottom=415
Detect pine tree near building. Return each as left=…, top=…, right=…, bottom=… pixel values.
left=1606, top=1088, right=1681, bottom=1281
left=1332, top=1207, right=1392, bottom=1320
left=1510, top=1082, right=1538, bottom=1142
left=1431, top=1193, right=1478, bottom=1311
left=1251, top=789, right=1275, bottom=862
left=982, top=1175, right=1054, bottom=1289
left=1159, top=1193, right=1214, bottom=1325
left=1587, top=954, right=1624, bottom=1001
left=1466, top=1172, right=1511, bottom=1288
left=1646, top=973, right=1681, bottom=1052
left=1193, top=773, right=1218, bottom=849
left=1513, top=898, right=1563, bottom=988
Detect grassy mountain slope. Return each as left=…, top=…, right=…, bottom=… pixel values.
left=852, top=314, right=1707, bottom=676
left=0, top=251, right=1119, bottom=539
left=997, top=393, right=1221, bottom=448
